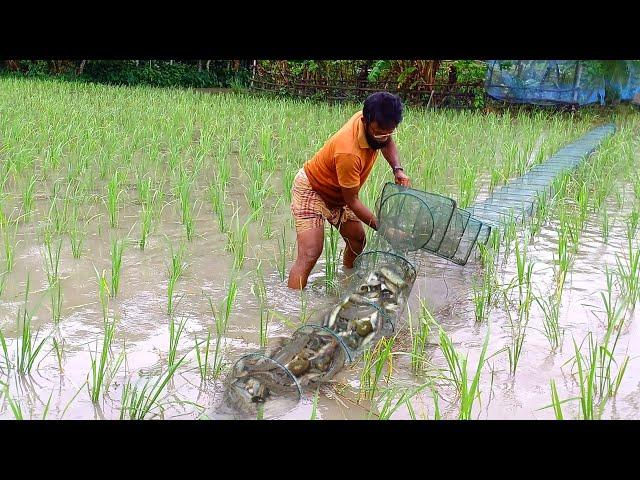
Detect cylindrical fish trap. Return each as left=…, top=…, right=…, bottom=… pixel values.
left=222, top=353, right=302, bottom=419
left=320, top=292, right=396, bottom=358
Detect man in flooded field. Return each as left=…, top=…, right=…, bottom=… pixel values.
left=287, top=92, right=410, bottom=290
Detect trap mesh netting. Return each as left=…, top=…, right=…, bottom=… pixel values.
left=210, top=123, right=615, bottom=419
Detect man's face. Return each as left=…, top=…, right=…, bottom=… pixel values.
left=363, top=119, right=396, bottom=150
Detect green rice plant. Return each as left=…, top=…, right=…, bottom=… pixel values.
left=409, top=299, right=432, bottom=374
left=208, top=174, right=227, bottom=233
left=88, top=315, right=118, bottom=403
left=168, top=315, right=188, bottom=369
left=139, top=204, right=153, bottom=250
left=601, top=266, right=625, bottom=345
left=52, top=336, right=64, bottom=372
left=105, top=170, right=123, bottom=228
left=504, top=289, right=530, bottom=376
left=119, top=355, right=186, bottom=420
left=137, top=175, right=152, bottom=207
left=375, top=382, right=433, bottom=420
left=438, top=326, right=462, bottom=391
left=225, top=208, right=250, bottom=270
left=531, top=191, right=550, bottom=237
left=94, top=267, right=111, bottom=323
left=110, top=237, right=126, bottom=298
left=22, top=173, right=37, bottom=218
left=549, top=379, right=564, bottom=420
left=245, top=159, right=272, bottom=214
left=535, top=379, right=582, bottom=420
left=457, top=161, right=477, bottom=209
left=276, top=223, right=288, bottom=282
left=15, top=276, right=48, bottom=375
left=310, top=387, right=320, bottom=420
left=358, top=336, right=395, bottom=402
left=458, top=327, right=490, bottom=420
left=0, top=272, right=7, bottom=297
left=253, top=262, right=269, bottom=348
left=68, top=207, right=87, bottom=259
left=600, top=206, right=610, bottom=244
left=166, top=241, right=187, bottom=316
left=535, top=291, right=564, bottom=351
left=2, top=217, right=19, bottom=273
left=194, top=328, right=212, bottom=381
left=204, top=291, right=233, bottom=379
left=220, top=276, right=239, bottom=329
left=628, top=206, right=639, bottom=238
left=176, top=168, right=195, bottom=241
left=323, top=224, right=340, bottom=293
left=577, top=181, right=589, bottom=230
left=571, top=334, right=600, bottom=420
left=614, top=235, right=640, bottom=305
left=3, top=385, right=23, bottom=420
left=259, top=127, right=277, bottom=171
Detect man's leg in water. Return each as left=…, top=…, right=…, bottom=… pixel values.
left=287, top=225, right=324, bottom=289
left=338, top=219, right=366, bottom=269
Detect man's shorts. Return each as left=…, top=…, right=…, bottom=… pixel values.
left=291, top=168, right=360, bottom=234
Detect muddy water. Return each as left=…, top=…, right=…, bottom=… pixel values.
left=0, top=180, right=639, bottom=420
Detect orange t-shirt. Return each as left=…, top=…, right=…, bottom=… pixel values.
left=303, top=111, right=379, bottom=208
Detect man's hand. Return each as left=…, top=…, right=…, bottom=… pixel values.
left=394, top=169, right=410, bottom=187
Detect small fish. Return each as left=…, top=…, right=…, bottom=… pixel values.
left=379, top=266, right=407, bottom=290
left=348, top=293, right=373, bottom=306
left=286, top=355, right=310, bottom=377
left=327, top=304, right=342, bottom=329
left=355, top=318, right=373, bottom=337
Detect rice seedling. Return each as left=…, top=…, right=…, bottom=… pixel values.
left=94, top=267, right=111, bottom=323
left=2, top=217, right=19, bottom=274
left=194, top=328, right=213, bottom=382
left=119, top=355, right=186, bottom=420
left=535, top=289, right=564, bottom=351
left=3, top=384, right=24, bottom=420
left=176, top=168, right=195, bottom=241
left=208, top=174, right=228, bottom=234
left=276, top=223, right=288, bottom=282
left=139, top=204, right=154, bottom=250
left=88, top=315, right=118, bottom=403
left=68, top=207, right=88, bottom=259
left=379, top=382, right=433, bottom=420
left=600, top=206, right=610, bottom=244
left=15, top=276, right=48, bottom=375
left=166, top=240, right=187, bottom=315
left=614, top=235, right=640, bottom=305
left=253, top=262, right=269, bottom=348
left=310, top=387, right=320, bottom=420
left=457, top=327, right=491, bottom=420
left=225, top=207, right=250, bottom=270
left=110, top=237, right=126, bottom=298
left=168, top=315, right=188, bottom=369
left=409, top=299, right=432, bottom=374
left=22, top=173, right=37, bottom=219
left=105, top=169, right=123, bottom=228
left=358, top=336, right=395, bottom=402
left=324, top=224, right=340, bottom=293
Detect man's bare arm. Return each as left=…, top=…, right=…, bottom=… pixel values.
left=341, top=186, right=378, bottom=230
left=381, top=137, right=410, bottom=186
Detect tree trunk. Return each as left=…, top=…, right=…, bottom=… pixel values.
left=198, top=60, right=202, bottom=72
left=206, top=60, right=211, bottom=71
left=77, top=60, right=87, bottom=76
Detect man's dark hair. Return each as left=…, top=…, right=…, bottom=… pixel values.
left=362, top=92, right=403, bottom=129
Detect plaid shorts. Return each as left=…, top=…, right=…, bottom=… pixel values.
left=291, top=168, right=359, bottom=233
